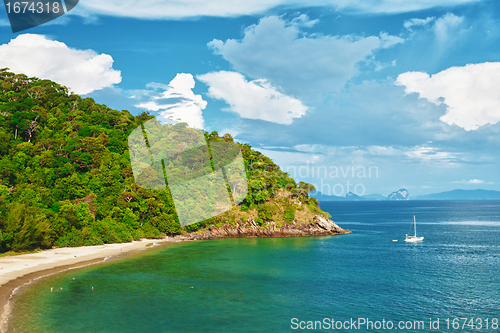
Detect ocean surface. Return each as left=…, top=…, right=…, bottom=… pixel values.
left=9, top=200, right=500, bottom=332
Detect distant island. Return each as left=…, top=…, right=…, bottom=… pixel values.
left=413, top=189, right=500, bottom=200
left=312, top=188, right=409, bottom=201
left=312, top=188, right=500, bottom=201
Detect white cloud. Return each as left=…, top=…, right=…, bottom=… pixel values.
left=136, top=73, right=207, bottom=129
left=367, top=58, right=397, bottom=72
left=65, top=5, right=101, bottom=25
left=404, top=17, right=435, bottom=30
left=78, top=0, right=283, bottom=19
left=404, top=146, right=456, bottom=161
left=335, top=0, right=479, bottom=14
left=0, top=34, right=121, bottom=95
left=396, top=62, right=500, bottom=131
left=208, top=15, right=404, bottom=98
left=450, top=179, right=494, bottom=184
left=367, top=146, right=400, bottom=156
left=402, top=13, right=465, bottom=48
left=197, top=71, right=308, bottom=125
left=218, top=126, right=241, bottom=138
left=434, top=13, right=464, bottom=43
left=294, top=144, right=320, bottom=153
left=366, top=145, right=456, bottom=162
left=77, top=0, right=479, bottom=18
left=41, top=14, right=72, bottom=26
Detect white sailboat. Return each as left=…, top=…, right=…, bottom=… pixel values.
left=405, top=215, right=424, bottom=242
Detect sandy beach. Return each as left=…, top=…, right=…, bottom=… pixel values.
left=0, top=237, right=189, bottom=333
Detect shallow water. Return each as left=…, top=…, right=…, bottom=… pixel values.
left=9, top=200, right=500, bottom=332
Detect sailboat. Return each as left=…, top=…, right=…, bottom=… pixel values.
left=405, top=215, right=424, bottom=242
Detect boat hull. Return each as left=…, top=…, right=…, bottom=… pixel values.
left=405, top=237, right=424, bottom=242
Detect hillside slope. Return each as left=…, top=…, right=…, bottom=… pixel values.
left=0, top=70, right=346, bottom=252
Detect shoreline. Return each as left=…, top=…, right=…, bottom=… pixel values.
left=0, top=236, right=190, bottom=333
left=0, top=217, right=349, bottom=332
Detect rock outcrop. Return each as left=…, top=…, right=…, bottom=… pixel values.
left=387, top=188, right=409, bottom=200
left=188, top=215, right=350, bottom=240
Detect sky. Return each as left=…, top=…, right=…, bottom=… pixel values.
left=1, top=0, right=500, bottom=197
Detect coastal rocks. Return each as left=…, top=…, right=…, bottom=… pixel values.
left=313, top=215, right=344, bottom=233
left=188, top=215, right=350, bottom=240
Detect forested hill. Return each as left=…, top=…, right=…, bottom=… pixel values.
left=0, top=69, right=329, bottom=252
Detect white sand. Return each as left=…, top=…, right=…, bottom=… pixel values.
left=0, top=237, right=190, bottom=333
left=0, top=237, right=185, bottom=287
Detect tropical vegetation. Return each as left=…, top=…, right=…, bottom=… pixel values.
left=0, top=69, right=327, bottom=252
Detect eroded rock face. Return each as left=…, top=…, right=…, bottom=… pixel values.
left=388, top=188, right=409, bottom=200
left=313, top=215, right=344, bottom=232
left=188, top=215, right=350, bottom=240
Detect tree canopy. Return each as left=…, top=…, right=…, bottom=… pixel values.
left=0, top=69, right=325, bottom=252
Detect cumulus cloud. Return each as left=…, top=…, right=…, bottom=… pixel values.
left=197, top=71, right=308, bottom=125
left=434, top=13, right=464, bottom=43
left=233, top=78, right=456, bottom=152
left=135, top=73, right=207, bottom=129
left=404, top=17, right=435, bottom=30
left=403, top=14, right=465, bottom=45
left=208, top=15, right=404, bottom=98
left=396, top=62, right=500, bottom=131
left=0, top=34, right=121, bottom=95
left=77, top=0, right=479, bottom=18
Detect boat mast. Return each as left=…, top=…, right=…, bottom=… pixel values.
left=414, top=215, right=416, bottom=237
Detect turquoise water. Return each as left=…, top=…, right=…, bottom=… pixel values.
left=9, top=201, right=500, bottom=332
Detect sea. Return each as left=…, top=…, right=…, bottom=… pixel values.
left=8, top=200, right=500, bottom=332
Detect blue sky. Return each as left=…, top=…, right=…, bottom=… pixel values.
left=1, top=0, right=500, bottom=197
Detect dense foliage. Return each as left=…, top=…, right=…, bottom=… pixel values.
left=0, top=69, right=323, bottom=252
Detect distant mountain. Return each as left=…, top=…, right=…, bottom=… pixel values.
left=388, top=189, right=409, bottom=201
left=413, top=189, right=500, bottom=200
left=310, top=192, right=345, bottom=201
left=362, top=193, right=387, bottom=200
left=313, top=188, right=500, bottom=201
left=312, top=191, right=392, bottom=201
left=345, top=191, right=362, bottom=200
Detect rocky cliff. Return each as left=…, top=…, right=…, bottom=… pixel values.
left=387, top=188, right=409, bottom=200
left=188, top=215, right=350, bottom=240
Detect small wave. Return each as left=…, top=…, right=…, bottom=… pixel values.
left=438, top=243, right=499, bottom=248
left=443, top=221, right=500, bottom=226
